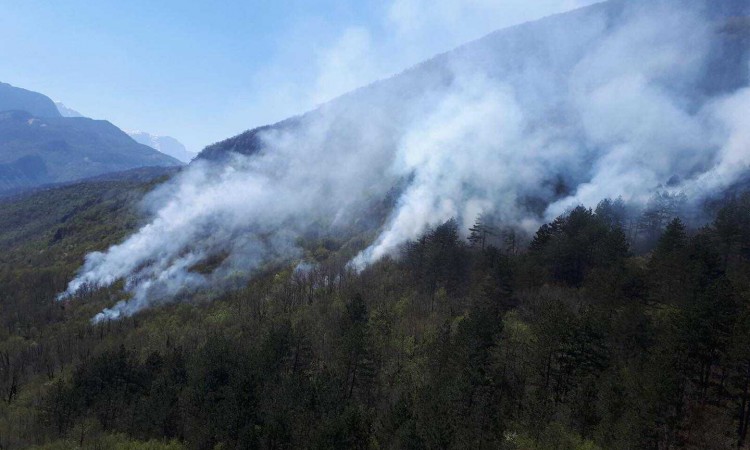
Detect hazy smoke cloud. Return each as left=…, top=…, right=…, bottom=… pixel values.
left=60, top=0, right=750, bottom=321
left=246, top=0, right=599, bottom=124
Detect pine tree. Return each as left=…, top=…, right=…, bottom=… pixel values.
left=649, top=218, right=689, bottom=305
left=468, top=214, right=497, bottom=251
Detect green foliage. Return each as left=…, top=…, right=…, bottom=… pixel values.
left=526, top=206, right=630, bottom=287
left=28, top=434, right=185, bottom=450
left=1, top=180, right=749, bottom=448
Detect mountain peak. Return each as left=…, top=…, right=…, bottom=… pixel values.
left=54, top=102, right=84, bottom=118
left=127, top=131, right=195, bottom=163
left=0, top=82, right=61, bottom=118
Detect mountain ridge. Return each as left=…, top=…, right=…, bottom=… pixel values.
left=197, top=0, right=749, bottom=163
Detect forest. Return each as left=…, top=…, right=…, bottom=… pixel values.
left=0, top=175, right=749, bottom=449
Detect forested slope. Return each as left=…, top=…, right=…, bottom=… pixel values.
left=0, top=178, right=748, bottom=448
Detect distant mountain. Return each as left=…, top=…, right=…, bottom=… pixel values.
left=0, top=110, right=181, bottom=192
left=0, top=84, right=183, bottom=192
left=55, top=102, right=83, bottom=118
left=54, top=103, right=193, bottom=162
left=128, top=131, right=195, bottom=163
left=0, top=82, right=61, bottom=118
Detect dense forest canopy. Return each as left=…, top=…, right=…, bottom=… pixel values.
left=0, top=1, right=749, bottom=449
left=0, top=172, right=748, bottom=449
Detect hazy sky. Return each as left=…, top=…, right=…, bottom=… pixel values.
left=0, top=0, right=595, bottom=152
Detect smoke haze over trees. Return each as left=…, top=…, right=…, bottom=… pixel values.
left=1, top=172, right=750, bottom=447
left=0, top=0, right=749, bottom=448
left=60, top=0, right=750, bottom=320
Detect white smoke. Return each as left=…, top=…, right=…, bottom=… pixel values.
left=60, top=0, right=750, bottom=321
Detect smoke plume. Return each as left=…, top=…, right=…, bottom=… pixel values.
left=60, top=0, right=750, bottom=321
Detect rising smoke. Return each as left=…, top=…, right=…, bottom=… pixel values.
left=60, top=0, right=750, bottom=321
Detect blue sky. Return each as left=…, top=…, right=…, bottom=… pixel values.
left=0, top=0, right=594, bottom=152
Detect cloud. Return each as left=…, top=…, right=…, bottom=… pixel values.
left=387, top=0, right=596, bottom=42
left=249, top=0, right=602, bottom=113
left=312, top=27, right=377, bottom=105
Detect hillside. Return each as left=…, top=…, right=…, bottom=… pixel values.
left=0, top=110, right=181, bottom=192
left=67, top=0, right=750, bottom=324
left=0, top=166, right=176, bottom=265
left=1, top=0, right=749, bottom=447
left=0, top=166, right=748, bottom=447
